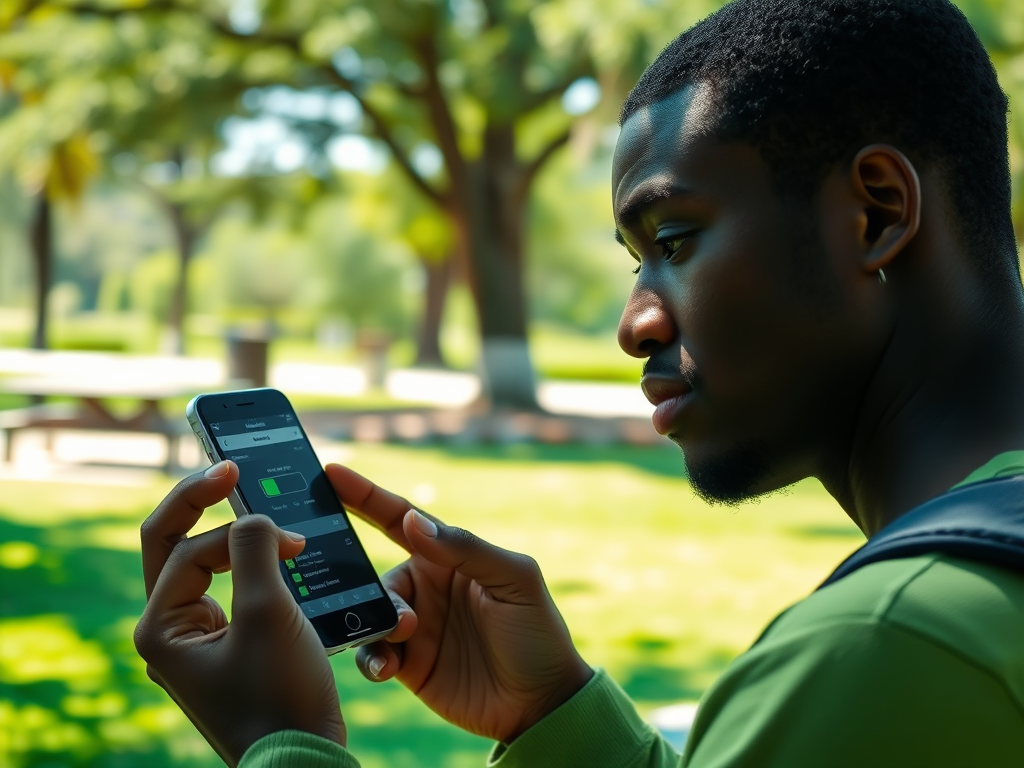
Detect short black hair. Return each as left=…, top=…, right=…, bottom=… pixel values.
left=621, top=0, right=1017, bottom=273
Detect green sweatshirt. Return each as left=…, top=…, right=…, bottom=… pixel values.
left=240, top=452, right=1024, bottom=768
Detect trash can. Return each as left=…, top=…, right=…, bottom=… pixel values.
left=226, top=330, right=270, bottom=388
left=355, top=329, right=392, bottom=390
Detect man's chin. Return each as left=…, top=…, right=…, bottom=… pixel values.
left=680, top=440, right=773, bottom=506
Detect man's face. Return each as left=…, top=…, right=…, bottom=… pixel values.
left=614, top=86, right=881, bottom=503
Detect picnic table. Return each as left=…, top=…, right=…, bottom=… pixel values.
left=0, top=351, right=229, bottom=473
left=0, top=376, right=202, bottom=473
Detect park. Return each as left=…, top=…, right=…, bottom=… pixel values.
left=2, top=1, right=1024, bottom=767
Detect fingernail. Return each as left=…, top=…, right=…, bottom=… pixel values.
left=411, top=510, right=437, bottom=538
left=283, top=530, right=305, bottom=542
left=205, top=461, right=229, bottom=479
left=368, top=656, right=386, bottom=679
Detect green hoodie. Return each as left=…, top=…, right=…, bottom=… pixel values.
left=240, top=452, right=1024, bottom=768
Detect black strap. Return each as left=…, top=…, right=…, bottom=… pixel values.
left=818, top=474, right=1024, bottom=590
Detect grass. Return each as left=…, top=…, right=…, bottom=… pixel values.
left=0, top=443, right=863, bottom=768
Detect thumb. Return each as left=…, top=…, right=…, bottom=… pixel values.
left=402, top=509, right=545, bottom=603
left=228, top=514, right=306, bottom=624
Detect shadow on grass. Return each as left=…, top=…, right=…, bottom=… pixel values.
left=0, top=514, right=485, bottom=768
left=0, top=515, right=211, bottom=768
left=789, top=524, right=865, bottom=540
left=431, top=443, right=685, bottom=480
left=616, top=639, right=733, bottom=704
left=1, top=500, right=718, bottom=767
left=619, top=662, right=707, bottom=702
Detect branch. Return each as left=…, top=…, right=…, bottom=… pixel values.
left=324, top=68, right=448, bottom=206
left=201, top=14, right=450, bottom=206
left=62, top=1, right=448, bottom=207
left=189, top=10, right=448, bottom=205
left=410, top=34, right=468, bottom=205
left=9, top=0, right=48, bottom=24
left=515, top=127, right=570, bottom=206
left=478, top=0, right=501, bottom=29
left=520, top=45, right=595, bottom=116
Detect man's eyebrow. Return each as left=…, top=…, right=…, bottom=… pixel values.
left=616, top=182, right=695, bottom=230
left=614, top=228, right=626, bottom=247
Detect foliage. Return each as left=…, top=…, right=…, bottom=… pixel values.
left=53, top=183, right=171, bottom=309
left=305, top=194, right=421, bottom=335
left=0, top=0, right=733, bottom=401
left=126, top=250, right=180, bottom=320
left=527, top=145, right=630, bottom=332
left=951, top=0, right=1024, bottom=244
left=0, top=0, right=1023, bottom=360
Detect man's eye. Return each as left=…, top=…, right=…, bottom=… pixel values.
left=657, top=234, right=691, bottom=258
left=631, top=261, right=641, bottom=275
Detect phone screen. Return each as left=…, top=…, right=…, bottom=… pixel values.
left=192, top=389, right=397, bottom=650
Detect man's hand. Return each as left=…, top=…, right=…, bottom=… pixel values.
left=327, top=464, right=594, bottom=744
left=134, top=461, right=345, bottom=767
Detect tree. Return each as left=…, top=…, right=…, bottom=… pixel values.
left=0, top=3, right=311, bottom=352
left=0, top=2, right=99, bottom=349
left=342, top=165, right=457, bottom=367
left=954, top=0, right=1024, bottom=253
left=52, top=0, right=714, bottom=407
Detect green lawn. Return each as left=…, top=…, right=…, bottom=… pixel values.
left=0, top=443, right=863, bottom=768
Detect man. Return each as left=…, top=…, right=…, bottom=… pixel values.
left=133, top=0, right=1024, bottom=765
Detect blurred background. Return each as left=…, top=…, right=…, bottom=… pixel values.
left=0, top=1, right=1022, bottom=766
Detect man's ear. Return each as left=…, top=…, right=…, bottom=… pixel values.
left=850, top=144, right=921, bottom=277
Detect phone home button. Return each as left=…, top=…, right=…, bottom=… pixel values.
left=344, top=612, right=362, bottom=631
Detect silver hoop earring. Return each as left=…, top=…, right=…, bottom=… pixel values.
left=878, top=269, right=887, bottom=284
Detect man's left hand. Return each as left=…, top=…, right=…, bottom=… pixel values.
left=134, top=461, right=345, bottom=767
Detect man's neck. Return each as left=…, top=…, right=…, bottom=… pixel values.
left=829, top=282, right=1024, bottom=537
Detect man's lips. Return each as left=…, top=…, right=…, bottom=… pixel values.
left=641, top=376, right=693, bottom=436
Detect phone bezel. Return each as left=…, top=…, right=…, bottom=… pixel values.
left=186, top=387, right=398, bottom=654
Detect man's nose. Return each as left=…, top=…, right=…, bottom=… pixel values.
left=617, top=289, right=676, bottom=358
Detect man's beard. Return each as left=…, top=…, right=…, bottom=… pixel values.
left=681, top=440, right=773, bottom=506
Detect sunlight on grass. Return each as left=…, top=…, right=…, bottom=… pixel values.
left=0, top=616, right=110, bottom=686
left=340, top=444, right=861, bottom=707
left=0, top=442, right=863, bottom=767
left=0, top=702, right=94, bottom=757
left=0, top=541, right=38, bottom=569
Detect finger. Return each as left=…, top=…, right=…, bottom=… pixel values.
left=402, top=510, right=546, bottom=603
left=384, top=587, right=417, bottom=644
left=141, top=460, right=240, bottom=599
left=379, top=561, right=415, bottom=604
left=324, top=464, right=444, bottom=553
left=146, top=523, right=233, bottom=612
left=228, top=515, right=307, bottom=627
left=355, top=640, right=404, bottom=683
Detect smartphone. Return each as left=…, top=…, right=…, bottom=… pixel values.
left=186, top=387, right=398, bottom=654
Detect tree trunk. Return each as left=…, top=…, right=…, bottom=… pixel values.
left=167, top=200, right=194, bottom=356
left=413, top=255, right=452, bottom=368
left=457, top=123, right=538, bottom=409
left=30, top=194, right=51, bottom=351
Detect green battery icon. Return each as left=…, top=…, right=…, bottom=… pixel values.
left=259, top=473, right=307, bottom=497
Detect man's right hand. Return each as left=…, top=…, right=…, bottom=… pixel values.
left=325, top=464, right=594, bottom=744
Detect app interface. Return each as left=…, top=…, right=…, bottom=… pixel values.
left=210, top=413, right=384, bottom=628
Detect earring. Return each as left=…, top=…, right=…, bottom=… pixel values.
left=878, top=269, right=887, bottom=284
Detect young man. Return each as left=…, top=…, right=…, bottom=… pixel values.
left=133, top=0, right=1024, bottom=765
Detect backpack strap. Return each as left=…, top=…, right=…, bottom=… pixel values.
left=817, top=474, right=1024, bottom=590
